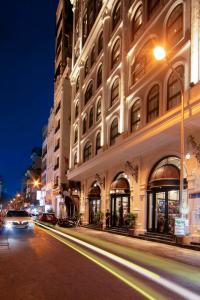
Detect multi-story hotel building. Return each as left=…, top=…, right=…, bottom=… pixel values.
left=42, top=0, right=73, bottom=217
left=68, top=0, right=200, bottom=243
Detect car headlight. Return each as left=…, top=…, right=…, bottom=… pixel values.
left=28, top=221, right=34, bottom=228
left=5, top=222, right=13, bottom=230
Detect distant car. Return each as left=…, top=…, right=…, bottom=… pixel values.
left=3, top=210, right=34, bottom=231
left=39, top=213, right=57, bottom=225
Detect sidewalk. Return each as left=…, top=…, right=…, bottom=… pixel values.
left=37, top=222, right=200, bottom=268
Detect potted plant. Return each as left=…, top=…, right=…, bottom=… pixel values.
left=95, top=211, right=104, bottom=229
left=127, top=212, right=137, bottom=236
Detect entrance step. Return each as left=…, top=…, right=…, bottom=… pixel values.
left=138, top=232, right=176, bottom=245
left=144, top=232, right=175, bottom=241
left=105, top=227, right=129, bottom=236
left=83, top=224, right=103, bottom=230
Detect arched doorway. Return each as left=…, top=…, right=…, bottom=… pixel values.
left=110, top=173, right=130, bottom=227
left=147, top=156, right=187, bottom=234
left=65, top=196, right=77, bottom=218
left=88, top=182, right=101, bottom=224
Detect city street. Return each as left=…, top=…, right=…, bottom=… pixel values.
left=0, top=225, right=200, bottom=300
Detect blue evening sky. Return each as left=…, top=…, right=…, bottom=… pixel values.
left=0, top=0, right=58, bottom=196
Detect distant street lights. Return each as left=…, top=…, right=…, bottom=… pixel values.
left=153, top=46, right=186, bottom=220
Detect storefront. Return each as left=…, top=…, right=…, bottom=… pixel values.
left=147, top=156, right=187, bottom=234
left=110, top=173, right=130, bottom=227
left=88, top=183, right=101, bottom=224
left=65, top=196, right=76, bottom=218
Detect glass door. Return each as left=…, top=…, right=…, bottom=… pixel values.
left=89, top=199, right=100, bottom=224
left=110, top=195, right=130, bottom=227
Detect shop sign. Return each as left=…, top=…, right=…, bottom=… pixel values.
left=174, top=218, right=186, bottom=236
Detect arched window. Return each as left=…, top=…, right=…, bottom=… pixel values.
left=89, top=106, right=94, bottom=128
left=85, top=58, right=89, bottom=78
left=110, top=118, right=119, bottom=145
left=167, top=65, right=184, bottom=110
left=75, top=101, right=79, bottom=119
left=112, top=1, right=121, bottom=31
left=132, top=5, right=142, bottom=40
left=83, top=141, right=92, bottom=162
left=91, top=46, right=95, bottom=67
left=131, top=40, right=154, bottom=85
left=74, top=127, right=78, bottom=144
left=96, top=99, right=101, bottom=121
left=148, top=0, right=160, bottom=19
left=111, top=78, right=119, bottom=106
left=131, top=100, right=141, bottom=132
left=98, top=31, right=103, bottom=54
left=74, top=152, right=77, bottom=166
left=76, top=75, right=79, bottom=93
left=147, top=84, right=159, bottom=123
left=97, top=65, right=102, bottom=88
left=111, top=39, right=120, bottom=69
left=96, top=132, right=101, bottom=154
left=85, top=81, right=93, bottom=104
left=82, top=116, right=87, bottom=134
left=166, top=4, right=183, bottom=48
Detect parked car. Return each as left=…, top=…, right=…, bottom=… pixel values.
left=39, top=213, right=57, bottom=225
left=3, top=210, right=34, bottom=231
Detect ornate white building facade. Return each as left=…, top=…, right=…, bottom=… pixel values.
left=67, top=0, right=200, bottom=243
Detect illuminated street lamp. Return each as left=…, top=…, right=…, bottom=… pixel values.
left=33, top=179, right=40, bottom=188
left=153, top=46, right=186, bottom=220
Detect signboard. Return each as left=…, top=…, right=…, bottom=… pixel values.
left=174, top=218, right=185, bottom=236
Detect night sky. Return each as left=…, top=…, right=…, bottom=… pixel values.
left=0, top=0, right=58, bottom=196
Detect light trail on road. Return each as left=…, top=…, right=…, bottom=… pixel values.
left=36, top=222, right=200, bottom=300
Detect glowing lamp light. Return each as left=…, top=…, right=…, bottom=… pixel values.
left=33, top=179, right=40, bottom=188
left=153, top=46, right=166, bottom=61
left=185, top=153, right=191, bottom=160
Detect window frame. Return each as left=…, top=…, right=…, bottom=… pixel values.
left=83, top=141, right=92, bottom=162
left=95, top=132, right=101, bottom=154
left=147, top=84, right=159, bottom=123
left=96, top=99, right=101, bottom=121
left=111, top=39, right=121, bottom=69
left=110, top=118, right=119, bottom=145
left=97, top=64, right=102, bottom=88
left=89, top=106, right=94, bottom=128
left=166, top=4, right=183, bottom=48
left=131, top=100, right=141, bottom=132
left=167, top=65, right=184, bottom=111
left=85, top=81, right=93, bottom=105
left=111, top=78, right=119, bottom=107
left=112, top=1, right=121, bottom=31
left=132, top=5, right=143, bottom=40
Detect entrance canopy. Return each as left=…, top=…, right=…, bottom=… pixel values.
left=149, top=164, right=180, bottom=189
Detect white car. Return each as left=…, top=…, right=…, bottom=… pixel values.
left=3, top=210, right=34, bottom=231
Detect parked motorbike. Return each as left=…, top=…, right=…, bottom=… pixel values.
left=57, top=218, right=75, bottom=228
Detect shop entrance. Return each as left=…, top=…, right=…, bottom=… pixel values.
left=88, top=183, right=101, bottom=224
left=110, top=173, right=130, bottom=228
left=147, top=157, right=187, bottom=235
left=110, top=195, right=130, bottom=227
left=147, top=190, right=179, bottom=234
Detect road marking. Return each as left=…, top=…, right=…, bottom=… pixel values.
left=38, top=226, right=156, bottom=300
left=36, top=222, right=200, bottom=300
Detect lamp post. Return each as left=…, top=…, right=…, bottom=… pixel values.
left=153, top=46, right=185, bottom=220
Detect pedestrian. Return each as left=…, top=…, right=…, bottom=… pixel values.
left=106, top=209, right=110, bottom=228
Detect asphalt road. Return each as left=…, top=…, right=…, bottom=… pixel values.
left=0, top=227, right=144, bottom=300
left=0, top=226, right=200, bottom=300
